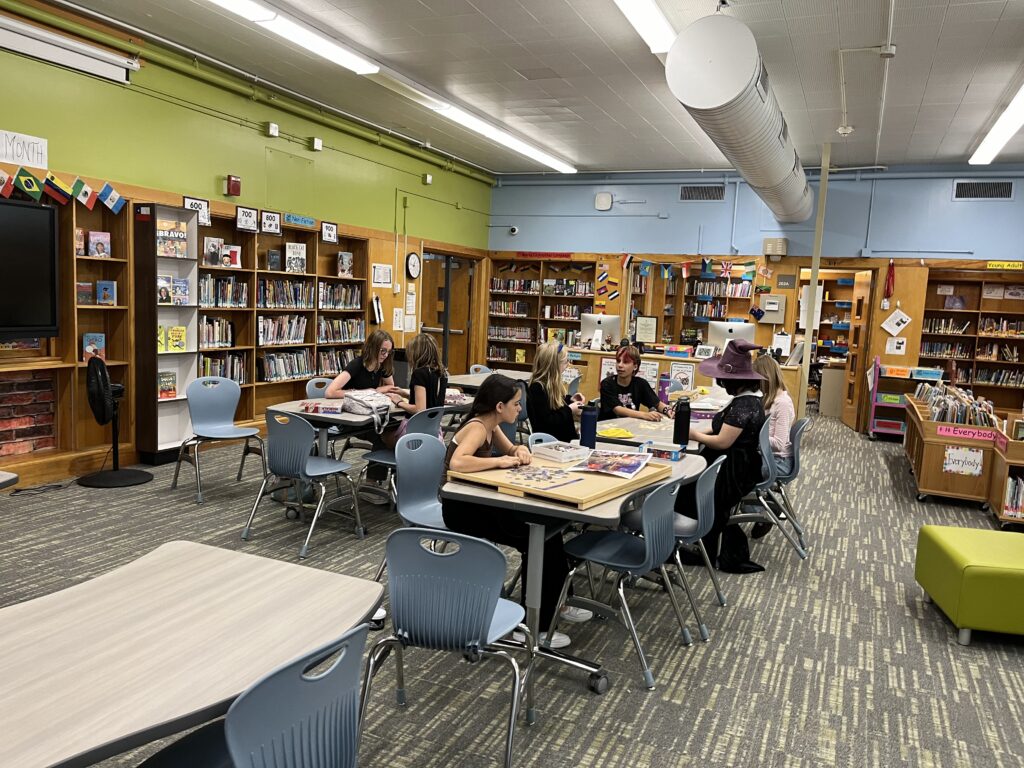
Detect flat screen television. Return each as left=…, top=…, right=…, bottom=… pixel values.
left=0, top=199, right=59, bottom=340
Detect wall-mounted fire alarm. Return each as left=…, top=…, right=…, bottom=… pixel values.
left=224, top=175, right=242, bottom=197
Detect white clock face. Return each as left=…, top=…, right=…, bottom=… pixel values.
left=407, top=252, right=421, bottom=279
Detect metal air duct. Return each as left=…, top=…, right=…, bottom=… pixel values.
left=665, top=14, right=813, bottom=223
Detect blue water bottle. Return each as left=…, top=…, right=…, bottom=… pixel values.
left=580, top=405, right=598, bottom=449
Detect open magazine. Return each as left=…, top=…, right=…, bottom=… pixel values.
left=569, top=449, right=651, bottom=480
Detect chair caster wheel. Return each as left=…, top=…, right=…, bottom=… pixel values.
left=916, top=494, right=928, bottom=502
left=285, top=508, right=299, bottom=520
left=354, top=526, right=368, bottom=539
left=588, top=670, right=610, bottom=695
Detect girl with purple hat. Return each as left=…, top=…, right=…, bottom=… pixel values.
left=680, top=339, right=767, bottom=573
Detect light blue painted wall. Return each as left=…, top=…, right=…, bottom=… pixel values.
left=489, top=169, right=1024, bottom=260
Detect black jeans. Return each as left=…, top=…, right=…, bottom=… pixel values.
left=442, top=499, right=569, bottom=630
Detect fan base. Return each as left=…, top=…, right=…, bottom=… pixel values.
left=77, top=468, right=154, bottom=488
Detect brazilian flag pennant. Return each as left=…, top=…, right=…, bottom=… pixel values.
left=14, top=167, right=42, bottom=201
left=43, top=172, right=74, bottom=205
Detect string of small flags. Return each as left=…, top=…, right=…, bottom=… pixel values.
left=0, top=166, right=124, bottom=214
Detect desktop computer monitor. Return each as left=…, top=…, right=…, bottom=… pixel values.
left=581, top=313, right=621, bottom=348
left=707, top=320, right=756, bottom=353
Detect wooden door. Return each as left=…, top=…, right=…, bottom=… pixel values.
left=420, top=253, right=473, bottom=375
left=842, top=269, right=873, bottom=431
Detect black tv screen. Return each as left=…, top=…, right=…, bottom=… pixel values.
left=0, top=199, right=59, bottom=340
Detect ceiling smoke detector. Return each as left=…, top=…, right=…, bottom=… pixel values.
left=836, top=125, right=855, bottom=137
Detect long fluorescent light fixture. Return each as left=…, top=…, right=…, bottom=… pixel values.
left=0, top=14, right=140, bottom=83
left=970, top=81, right=1024, bottom=165
left=613, top=0, right=677, bottom=54
left=206, top=0, right=379, bottom=74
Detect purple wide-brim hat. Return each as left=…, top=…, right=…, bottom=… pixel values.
left=698, top=338, right=766, bottom=380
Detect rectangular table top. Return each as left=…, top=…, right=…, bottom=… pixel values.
left=448, top=369, right=532, bottom=392
left=596, top=417, right=702, bottom=451
left=0, top=541, right=383, bottom=768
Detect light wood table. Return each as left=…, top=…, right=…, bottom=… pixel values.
left=448, top=369, right=532, bottom=393
left=0, top=541, right=383, bottom=768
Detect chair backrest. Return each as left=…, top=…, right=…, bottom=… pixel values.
left=513, top=379, right=530, bottom=425
left=404, top=405, right=445, bottom=437
left=691, top=455, right=726, bottom=540
left=386, top=528, right=507, bottom=652
left=469, top=364, right=491, bottom=375
left=395, top=434, right=445, bottom=527
left=305, top=377, right=333, bottom=398
left=779, top=417, right=810, bottom=483
left=528, top=432, right=558, bottom=448
left=186, top=377, right=241, bottom=434
left=265, top=411, right=316, bottom=480
left=567, top=376, right=581, bottom=397
left=633, top=479, right=687, bottom=574
left=756, top=418, right=777, bottom=491
left=496, top=419, right=516, bottom=449
left=225, top=623, right=368, bottom=768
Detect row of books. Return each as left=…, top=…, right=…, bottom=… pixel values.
left=199, top=352, right=248, bottom=384
left=975, top=368, right=1024, bottom=388
left=74, top=228, right=112, bottom=258
left=682, top=300, right=728, bottom=318
left=157, top=325, right=188, bottom=353
left=487, top=346, right=528, bottom=363
left=920, top=341, right=972, bottom=359
left=487, top=325, right=534, bottom=342
left=922, top=317, right=971, bottom=335
left=542, top=279, right=594, bottom=296
left=725, top=281, right=753, bottom=298
left=316, top=317, right=365, bottom=344
left=685, top=279, right=733, bottom=297
left=318, top=282, right=362, bottom=310
left=489, top=300, right=532, bottom=317
left=979, top=317, right=1024, bottom=337
left=199, top=315, right=234, bottom=348
left=631, top=275, right=649, bottom=294
left=258, top=279, right=316, bottom=309
left=257, top=349, right=314, bottom=382
left=199, top=274, right=249, bottom=308
left=490, top=278, right=539, bottom=294
left=157, top=275, right=190, bottom=306
left=543, top=304, right=584, bottom=320
left=1002, top=476, right=1024, bottom=520
left=977, top=342, right=1022, bottom=362
left=76, top=280, right=117, bottom=306
left=317, top=348, right=358, bottom=377
left=258, top=314, right=307, bottom=346
left=914, top=382, right=1000, bottom=427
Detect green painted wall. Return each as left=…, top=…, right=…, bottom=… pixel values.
left=0, top=45, right=492, bottom=248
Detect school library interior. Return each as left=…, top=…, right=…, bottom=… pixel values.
left=1, top=2, right=1023, bottom=767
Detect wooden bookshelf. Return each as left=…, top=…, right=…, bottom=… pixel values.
left=798, top=270, right=855, bottom=358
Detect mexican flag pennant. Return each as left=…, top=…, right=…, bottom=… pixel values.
left=14, top=167, right=42, bottom=200
left=0, top=169, right=13, bottom=198
left=43, top=172, right=74, bottom=205
left=72, top=177, right=98, bottom=210
left=97, top=182, right=126, bottom=214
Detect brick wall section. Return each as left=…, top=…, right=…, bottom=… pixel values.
left=0, top=371, right=56, bottom=457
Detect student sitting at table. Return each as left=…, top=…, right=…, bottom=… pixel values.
left=599, top=345, right=672, bottom=421
left=749, top=354, right=795, bottom=539
left=385, top=332, right=448, bottom=447
left=680, top=339, right=767, bottom=574
left=527, top=342, right=585, bottom=442
left=442, top=374, right=590, bottom=649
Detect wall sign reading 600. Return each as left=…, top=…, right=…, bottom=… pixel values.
left=182, top=196, right=211, bottom=226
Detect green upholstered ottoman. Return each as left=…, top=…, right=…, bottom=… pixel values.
left=915, top=525, right=1024, bottom=645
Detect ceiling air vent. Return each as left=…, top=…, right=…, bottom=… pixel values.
left=953, top=180, right=1014, bottom=201
left=679, top=184, right=725, bottom=202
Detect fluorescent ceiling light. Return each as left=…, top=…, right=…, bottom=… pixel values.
left=205, top=0, right=379, bottom=74
left=613, top=0, right=677, bottom=54
left=970, top=81, right=1024, bottom=165
left=431, top=104, right=576, bottom=173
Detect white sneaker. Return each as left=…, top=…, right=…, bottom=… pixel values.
left=372, top=607, right=387, bottom=622
left=512, top=630, right=571, bottom=649
left=560, top=606, right=593, bottom=623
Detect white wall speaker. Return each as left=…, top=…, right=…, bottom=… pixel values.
left=595, top=192, right=613, bottom=211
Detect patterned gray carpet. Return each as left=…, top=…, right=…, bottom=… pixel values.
left=2, top=417, right=1022, bottom=767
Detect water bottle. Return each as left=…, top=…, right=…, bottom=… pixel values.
left=580, top=405, right=598, bottom=449
left=658, top=373, right=671, bottom=404
left=673, top=397, right=691, bottom=447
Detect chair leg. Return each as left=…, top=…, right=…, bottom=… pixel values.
left=512, top=623, right=537, bottom=726
left=346, top=474, right=365, bottom=538
left=372, top=553, right=387, bottom=583
left=241, top=475, right=271, bottom=540
left=492, top=650, right=522, bottom=768
left=192, top=440, right=204, bottom=504
left=236, top=435, right=265, bottom=482
left=658, top=564, right=694, bottom=646
left=585, top=562, right=598, bottom=600
left=671, top=553, right=708, bottom=642
left=615, top=575, right=655, bottom=690
left=544, top=566, right=578, bottom=647
left=359, top=636, right=398, bottom=723
left=697, top=539, right=727, bottom=607
left=298, top=481, right=328, bottom=559
left=757, top=494, right=807, bottom=559
left=394, top=640, right=407, bottom=706
left=170, top=438, right=191, bottom=491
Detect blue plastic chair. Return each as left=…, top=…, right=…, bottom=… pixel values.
left=360, top=529, right=534, bottom=768
left=527, top=432, right=558, bottom=448
left=305, top=377, right=343, bottom=448
left=242, top=411, right=363, bottom=558
left=470, top=364, right=492, bottom=375
left=513, top=379, right=531, bottom=442
left=358, top=406, right=445, bottom=505
left=372, top=433, right=448, bottom=582
left=770, top=417, right=810, bottom=550
left=138, top=624, right=370, bottom=768
left=567, top=375, right=581, bottom=398
left=549, top=478, right=690, bottom=690
left=172, top=377, right=265, bottom=503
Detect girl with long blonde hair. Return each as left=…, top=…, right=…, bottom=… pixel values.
left=752, top=354, right=794, bottom=476
left=526, top=342, right=585, bottom=442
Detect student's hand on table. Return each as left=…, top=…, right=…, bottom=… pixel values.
left=496, top=455, right=522, bottom=468
left=643, top=411, right=663, bottom=422
left=387, top=393, right=404, bottom=405
left=513, top=445, right=532, bottom=464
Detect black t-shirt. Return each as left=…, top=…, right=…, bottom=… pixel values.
left=410, top=366, right=447, bottom=409
left=599, top=375, right=660, bottom=420
left=343, top=357, right=386, bottom=390
left=705, top=392, right=766, bottom=505
left=527, top=380, right=578, bottom=442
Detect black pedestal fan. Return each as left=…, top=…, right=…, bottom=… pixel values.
left=77, top=357, right=153, bottom=488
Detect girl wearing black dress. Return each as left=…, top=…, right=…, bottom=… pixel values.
left=527, top=342, right=585, bottom=442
